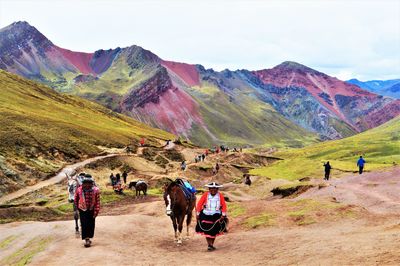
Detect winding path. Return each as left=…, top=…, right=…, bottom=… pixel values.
left=0, top=154, right=122, bottom=205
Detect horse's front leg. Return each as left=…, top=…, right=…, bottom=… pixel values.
left=171, top=216, right=178, bottom=242
left=177, top=215, right=185, bottom=244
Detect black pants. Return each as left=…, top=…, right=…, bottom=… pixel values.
left=359, top=166, right=364, bottom=174
left=79, top=209, right=95, bottom=240
left=324, top=171, right=330, bottom=180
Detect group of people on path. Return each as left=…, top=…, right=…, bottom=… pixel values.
left=109, top=171, right=128, bottom=194
left=323, top=156, right=366, bottom=180
left=194, top=153, right=207, bottom=163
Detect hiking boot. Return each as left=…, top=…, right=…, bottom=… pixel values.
left=84, top=238, right=91, bottom=247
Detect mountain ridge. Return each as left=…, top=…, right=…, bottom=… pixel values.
left=1, top=21, right=399, bottom=146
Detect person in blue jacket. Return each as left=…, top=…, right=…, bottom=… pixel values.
left=357, top=156, right=366, bottom=174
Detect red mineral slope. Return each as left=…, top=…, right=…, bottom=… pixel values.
left=137, top=87, right=204, bottom=136
left=161, top=60, right=200, bottom=87
left=55, top=46, right=95, bottom=75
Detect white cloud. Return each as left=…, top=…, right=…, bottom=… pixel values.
left=0, top=0, right=399, bottom=80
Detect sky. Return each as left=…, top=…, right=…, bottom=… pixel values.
left=0, top=0, right=399, bottom=81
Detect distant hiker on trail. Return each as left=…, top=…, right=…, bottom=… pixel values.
left=122, top=171, right=128, bottom=184
left=109, top=173, right=115, bottom=186
left=323, top=161, right=332, bottom=180
left=202, top=154, right=206, bottom=161
left=116, top=173, right=121, bottom=184
left=181, top=160, right=187, bottom=171
left=196, top=182, right=228, bottom=251
left=244, top=174, right=251, bottom=186
left=74, top=175, right=100, bottom=248
left=212, top=167, right=217, bottom=175
left=215, top=162, right=220, bottom=173
left=205, top=149, right=209, bottom=156
left=140, top=138, right=145, bottom=147
left=357, top=156, right=366, bottom=174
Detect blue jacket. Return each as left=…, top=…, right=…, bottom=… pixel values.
left=357, top=158, right=365, bottom=167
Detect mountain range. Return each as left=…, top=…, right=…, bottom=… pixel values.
left=347, top=79, right=400, bottom=99
left=1, top=21, right=399, bottom=146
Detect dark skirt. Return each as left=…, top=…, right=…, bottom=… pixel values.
left=79, top=209, right=95, bottom=240
left=196, top=211, right=227, bottom=238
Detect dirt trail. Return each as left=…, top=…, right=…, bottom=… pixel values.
left=300, top=166, right=400, bottom=214
left=1, top=167, right=400, bottom=265
left=1, top=199, right=400, bottom=265
left=0, top=154, right=124, bottom=205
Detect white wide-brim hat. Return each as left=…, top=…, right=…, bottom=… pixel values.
left=205, top=182, right=223, bottom=188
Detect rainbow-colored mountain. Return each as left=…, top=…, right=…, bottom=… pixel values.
left=1, top=21, right=399, bottom=146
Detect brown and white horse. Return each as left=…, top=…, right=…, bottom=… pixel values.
left=163, top=180, right=196, bottom=244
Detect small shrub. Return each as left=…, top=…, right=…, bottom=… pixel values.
left=163, top=149, right=184, bottom=162
left=142, top=148, right=157, bottom=161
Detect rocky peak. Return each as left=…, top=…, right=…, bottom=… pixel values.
left=123, top=45, right=160, bottom=68
left=0, top=21, right=53, bottom=55
left=272, top=61, right=322, bottom=75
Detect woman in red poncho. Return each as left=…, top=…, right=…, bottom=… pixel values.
left=195, top=182, right=228, bottom=251
left=74, top=175, right=100, bottom=248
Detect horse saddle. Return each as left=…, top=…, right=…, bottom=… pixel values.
left=178, top=184, right=195, bottom=201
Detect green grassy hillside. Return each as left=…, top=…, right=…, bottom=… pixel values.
left=0, top=70, right=174, bottom=196
left=186, top=82, right=318, bottom=147
left=251, top=116, right=400, bottom=180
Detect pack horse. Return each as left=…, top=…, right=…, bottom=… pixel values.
left=163, top=179, right=196, bottom=244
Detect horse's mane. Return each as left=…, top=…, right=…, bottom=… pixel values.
left=165, top=178, right=180, bottom=194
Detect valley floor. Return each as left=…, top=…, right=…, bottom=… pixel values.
left=1, top=167, right=400, bottom=265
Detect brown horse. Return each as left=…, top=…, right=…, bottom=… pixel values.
left=128, top=181, right=148, bottom=197
left=163, top=180, right=196, bottom=244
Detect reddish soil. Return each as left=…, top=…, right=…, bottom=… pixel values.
left=138, top=87, right=205, bottom=135
left=55, top=46, right=94, bottom=75
left=161, top=60, right=200, bottom=87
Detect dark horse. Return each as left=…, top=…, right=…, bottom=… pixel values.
left=163, top=179, right=196, bottom=244
left=128, top=181, right=148, bottom=197
left=67, top=173, right=80, bottom=236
